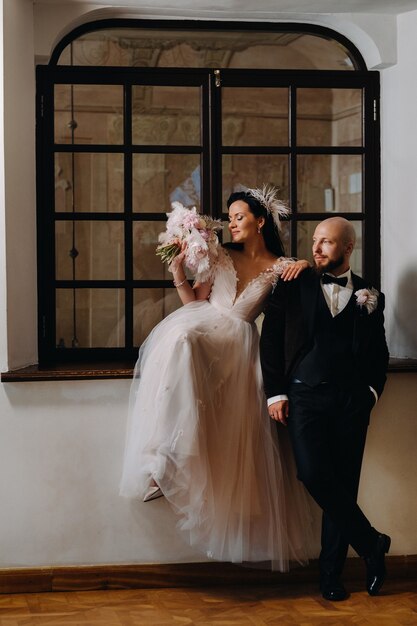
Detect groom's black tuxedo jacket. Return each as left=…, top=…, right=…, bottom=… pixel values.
left=260, top=268, right=389, bottom=399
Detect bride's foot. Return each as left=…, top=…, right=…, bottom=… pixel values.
left=143, top=481, right=164, bottom=502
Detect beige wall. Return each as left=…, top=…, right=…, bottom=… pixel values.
left=357, top=374, right=417, bottom=556
left=3, top=0, right=37, bottom=369
left=381, top=10, right=417, bottom=359
left=0, top=372, right=415, bottom=567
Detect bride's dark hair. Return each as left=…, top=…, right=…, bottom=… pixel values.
left=226, top=190, right=286, bottom=257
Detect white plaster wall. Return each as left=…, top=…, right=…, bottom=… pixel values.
left=0, top=379, right=204, bottom=566
left=381, top=10, right=417, bottom=359
left=0, top=0, right=416, bottom=569
left=0, top=374, right=415, bottom=567
left=357, top=374, right=417, bottom=556
left=3, top=0, right=37, bottom=369
left=0, top=1, right=8, bottom=373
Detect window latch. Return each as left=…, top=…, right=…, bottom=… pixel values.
left=214, top=69, right=221, bottom=88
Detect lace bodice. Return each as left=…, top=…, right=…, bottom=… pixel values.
left=208, top=247, right=290, bottom=322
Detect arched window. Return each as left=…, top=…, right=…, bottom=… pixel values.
left=36, top=20, right=380, bottom=365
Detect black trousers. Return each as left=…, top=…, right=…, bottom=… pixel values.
left=288, top=381, right=377, bottom=576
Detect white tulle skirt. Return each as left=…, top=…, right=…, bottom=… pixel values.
left=120, top=300, right=314, bottom=571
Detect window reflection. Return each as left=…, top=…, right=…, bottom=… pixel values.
left=132, top=85, right=201, bottom=146
left=57, top=29, right=358, bottom=71
left=54, top=84, right=123, bottom=144
left=222, top=87, right=289, bottom=146
left=55, top=221, right=125, bottom=281
left=297, top=155, right=362, bottom=213
left=297, top=88, right=362, bottom=147
left=132, top=155, right=201, bottom=213
left=55, top=153, right=124, bottom=213
left=56, top=288, right=125, bottom=348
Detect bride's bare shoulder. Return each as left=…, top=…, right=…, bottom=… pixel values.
left=259, top=252, right=281, bottom=271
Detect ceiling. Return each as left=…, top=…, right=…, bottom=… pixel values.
left=33, top=0, right=417, bottom=15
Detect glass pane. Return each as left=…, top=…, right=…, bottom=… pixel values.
left=132, top=86, right=201, bottom=145
left=133, top=221, right=169, bottom=280
left=222, top=88, right=288, bottom=146
left=55, top=221, right=124, bottom=280
left=297, top=220, right=363, bottom=275
left=133, top=154, right=201, bottom=212
left=54, top=84, right=123, bottom=144
left=297, top=88, right=362, bottom=147
left=297, top=155, right=362, bottom=213
left=222, top=155, right=289, bottom=209
left=56, top=288, right=125, bottom=348
left=57, top=29, right=358, bottom=71
left=55, top=153, right=124, bottom=212
left=133, top=288, right=181, bottom=346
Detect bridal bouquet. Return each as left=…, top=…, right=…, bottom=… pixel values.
left=156, top=202, right=222, bottom=282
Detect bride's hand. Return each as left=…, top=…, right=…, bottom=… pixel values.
left=280, top=259, right=310, bottom=281
left=169, top=241, right=187, bottom=275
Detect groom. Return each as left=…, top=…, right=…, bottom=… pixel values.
left=260, top=217, right=390, bottom=601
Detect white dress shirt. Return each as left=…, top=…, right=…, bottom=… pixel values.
left=267, top=268, right=378, bottom=407
left=321, top=268, right=353, bottom=317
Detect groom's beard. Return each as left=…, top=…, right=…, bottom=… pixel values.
left=314, top=253, right=345, bottom=275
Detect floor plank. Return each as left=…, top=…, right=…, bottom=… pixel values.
left=0, top=579, right=416, bottom=625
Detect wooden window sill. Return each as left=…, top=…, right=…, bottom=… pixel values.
left=1, top=358, right=416, bottom=383
left=388, top=358, right=417, bottom=372
left=1, top=361, right=135, bottom=382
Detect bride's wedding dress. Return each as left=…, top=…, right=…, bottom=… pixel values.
left=120, top=247, right=314, bottom=570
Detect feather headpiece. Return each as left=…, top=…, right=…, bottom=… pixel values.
left=246, top=184, right=290, bottom=230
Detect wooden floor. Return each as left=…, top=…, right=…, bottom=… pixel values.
left=0, top=579, right=416, bottom=625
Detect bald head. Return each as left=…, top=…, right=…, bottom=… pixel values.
left=312, top=217, right=355, bottom=276
left=320, top=217, right=356, bottom=246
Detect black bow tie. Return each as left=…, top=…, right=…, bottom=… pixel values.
left=322, top=274, right=348, bottom=287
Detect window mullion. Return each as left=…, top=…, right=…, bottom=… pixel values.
left=289, top=84, right=298, bottom=258
left=124, top=83, right=134, bottom=350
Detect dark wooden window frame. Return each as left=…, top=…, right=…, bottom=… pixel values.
left=4, top=19, right=391, bottom=380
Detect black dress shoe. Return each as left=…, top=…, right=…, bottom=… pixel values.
left=364, top=533, right=391, bottom=596
left=319, top=574, right=348, bottom=601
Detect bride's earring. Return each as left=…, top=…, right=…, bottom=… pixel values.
left=257, top=225, right=261, bottom=234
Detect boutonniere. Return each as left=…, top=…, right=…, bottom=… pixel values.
left=355, top=287, right=379, bottom=314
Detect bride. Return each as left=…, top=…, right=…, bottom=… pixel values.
left=120, top=186, right=314, bottom=571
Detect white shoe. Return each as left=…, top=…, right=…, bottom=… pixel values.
left=143, top=486, right=163, bottom=502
